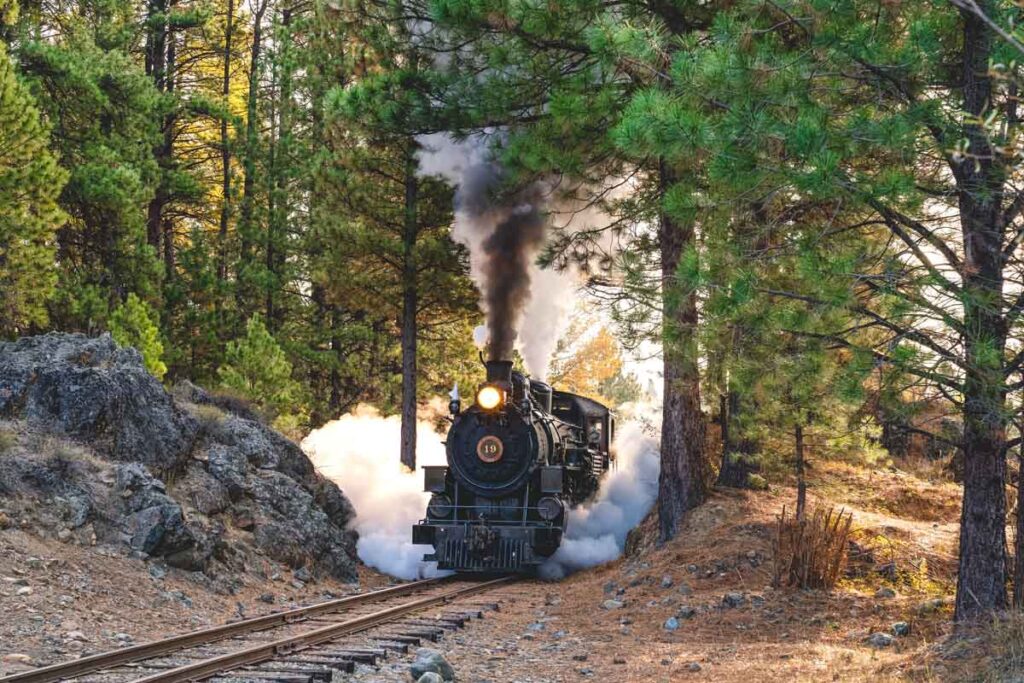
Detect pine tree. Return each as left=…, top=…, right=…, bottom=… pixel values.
left=13, top=19, right=163, bottom=334
left=110, top=293, right=168, bottom=380
left=659, top=0, right=1022, bottom=620
left=219, top=313, right=300, bottom=418
left=0, top=41, right=66, bottom=336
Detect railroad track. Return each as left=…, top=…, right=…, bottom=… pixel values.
left=1, top=575, right=516, bottom=683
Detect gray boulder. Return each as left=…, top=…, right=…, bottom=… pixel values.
left=410, top=648, right=455, bottom=682
left=417, top=674, right=445, bottom=683
left=867, top=632, right=894, bottom=648
left=0, top=334, right=197, bottom=471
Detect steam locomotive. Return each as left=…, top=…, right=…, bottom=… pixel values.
left=412, top=359, right=613, bottom=572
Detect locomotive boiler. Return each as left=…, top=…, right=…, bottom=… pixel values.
left=412, top=359, right=613, bottom=572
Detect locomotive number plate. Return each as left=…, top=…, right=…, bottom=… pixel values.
left=476, top=435, right=504, bottom=463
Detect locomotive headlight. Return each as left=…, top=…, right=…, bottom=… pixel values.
left=476, top=385, right=502, bottom=410
left=427, top=494, right=453, bottom=518
left=537, top=496, right=564, bottom=521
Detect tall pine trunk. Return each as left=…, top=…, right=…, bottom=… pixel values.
left=145, top=0, right=168, bottom=253
left=657, top=159, right=707, bottom=542
left=160, top=30, right=177, bottom=281
left=953, top=4, right=1009, bottom=621
left=399, top=145, right=419, bottom=472
left=795, top=423, right=806, bottom=520
left=217, top=0, right=234, bottom=282
left=717, top=388, right=758, bottom=488
left=1015, top=428, right=1024, bottom=609
left=237, top=0, right=267, bottom=315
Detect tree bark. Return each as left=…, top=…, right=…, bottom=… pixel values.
left=795, top=423, right=806, bottom=520
left=237, top=0, right=267, bottom=315
left=657, top=159, right=707, bottom=542
left=717, top=388, right=759, bottom=488
left=217, top=0, right=234, bottom=282
left=954, top=3, right=1009, bottom=621
left=160, top=28, right=177, bottom=281
left=1015, top=424, right=1024, bottom=609
left=399, top=144, right=419, bottom=472
left=145, top=0, right=168, bottom=252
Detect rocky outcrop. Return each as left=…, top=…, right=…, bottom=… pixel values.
left=0, top=334, right=198, bottom=471
left=0, top=333, right=357, bottom=582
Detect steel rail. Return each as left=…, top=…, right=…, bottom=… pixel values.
left=0, top=578, right=446, bottom=683
left=131, top=576, right=516, bottom=683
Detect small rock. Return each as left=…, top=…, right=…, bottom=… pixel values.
left=677, top=582, right=693, bottom=596
left=526, top=622, right=545, bottom=632
left=677, top=605, right=697, bottom=619
left=892, top=621, right=910, bottom=637
left=687, top=662, right=702, bottom=672
left=64, top=630, right=88, bottom=642
left=660, top=658, right=672, bottom=666
left=602, top=599, right=624, bottom=610
left=613, top=656, right=626, bottom=665
left=15, top=586, right=32, bottom=596
left=2, top=654, right=32, bottom=665
left=409, top=648, right=454, bottom=682
left=258, top=593, right=275, bottom=604
left=12, top=577, right=28, bottom=587
left=916, top=597, right=946, bottom=615
left=867, top=632, right=894, bottom=648
left=663, top=617, right=680, bottom=631
left=572, top=654, right=588, bottom=662
left=293, top=566, right=313, bottom=583
left=553, top=629, right=567, bottom=639
left=0, top=511, right=11, bottom=530
left=58, top=595, right=73, bottom=607
left=148, top=564, right=167, bottom=579
left=544, top=593, right=561, bottom=606
left=57, top=528, right=72, bottom=542
left=629, top=576, right=644, bottom=587
left=874, top=587, right=897, bottom=599
left=722, top=592, right=746, bottom=608
left=687, top=564, right=698, bottom=573
left=578, top=668, right=593, bottom=677
left=751, top=594, right=765, bottom=607
left=417, top=674, right=444, bottom=683
left=165, top=590, right=192, bottom=607
left=603, top=581, right=617, bottom=594
left=290, top=580, right=305, bottom=590
left=114, top=633, right=133, bottom=643
left=660, top=575, right=674, bottom=589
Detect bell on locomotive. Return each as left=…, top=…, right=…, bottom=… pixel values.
left=412, top=358, right=614, bottom=573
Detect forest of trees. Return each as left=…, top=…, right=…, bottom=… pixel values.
left=4, top=0, right=1024, bottom=624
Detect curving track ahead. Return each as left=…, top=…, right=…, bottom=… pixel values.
left=0, top=576, right=516, bottom=683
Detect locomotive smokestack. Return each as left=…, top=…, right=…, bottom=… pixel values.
left=485, top=359, right=513, bottom=384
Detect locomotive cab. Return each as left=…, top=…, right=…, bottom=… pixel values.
left=412, top=359, right=613, bottom=573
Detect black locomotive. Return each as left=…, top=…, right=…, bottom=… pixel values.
left=412, top=359, right=613, bottom=572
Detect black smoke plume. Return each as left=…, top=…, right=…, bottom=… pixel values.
left=455, top=162, right=547, bottom=361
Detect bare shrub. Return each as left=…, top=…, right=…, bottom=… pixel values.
left=773, top=505, right=853, bottom=589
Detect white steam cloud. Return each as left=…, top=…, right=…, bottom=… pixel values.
left=301, top=406, right=450, bottom=580
left=302, top=403, right=660, bottom=581
left=540, top=405, right=661, bottom=579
